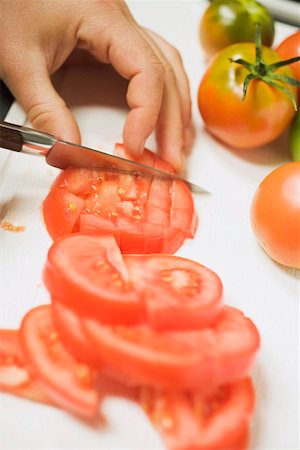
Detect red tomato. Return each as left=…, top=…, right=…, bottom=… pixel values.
left=251, top=162, right=300, bottom=269
left=140, top=378, right=254, bottom=450
left=276, top=31, right=300, bottom=84
left=198, top=43, right=298, bottom=149
left=0, top=329, right=51, bottom=404
left=43, top=145, right=197, bottom=254
left=20, top=305, right=100, bottom=418
left=82, top=306, right=260, bottom=390
left=44, top=234, right=223, bottom=330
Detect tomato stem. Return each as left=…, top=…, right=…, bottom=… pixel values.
left=229, top=23, right=300, bottom=110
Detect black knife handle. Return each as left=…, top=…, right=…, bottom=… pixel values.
left=0, top=122, right=23, bottom=151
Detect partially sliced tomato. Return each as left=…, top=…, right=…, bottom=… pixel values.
left=43, top=188, right=83, bottom=239
left=139, top=378, right=254, bottom=450
left=44, top=234, right=142, bottom=325
left=43, top=144, right=196, bottom=254
left=124, top=254, right=223, bottom=330
left=0, top=329, right=51, bottom=404
left=44, top=234, right=223, bottom=330
left=82, top=306, right=260, bottom=390
left=20, top=305, right=100, bottom=418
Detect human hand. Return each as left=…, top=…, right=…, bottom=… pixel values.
left=0, top=0, right=192, bottom=171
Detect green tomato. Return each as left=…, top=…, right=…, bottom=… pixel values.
left=289, top=110, right=300, bottom=161
left=199, top=0, right=275, bottom=57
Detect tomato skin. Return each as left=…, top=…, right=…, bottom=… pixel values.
left=251, top=162, right=300, bottom=269
left=199, top=0, right=274, bottom=58
left=198, top=43, right=297, bottom=149
left=276, top=31, right=300, bottom=84
left=82, top=306, right=260, bottom=390
left=140, top=378, right=254, bottom=450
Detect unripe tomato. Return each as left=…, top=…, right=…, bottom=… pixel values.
left=199, top=0, right=274, bottom=57
left=251, top=162, right=300, bottom=269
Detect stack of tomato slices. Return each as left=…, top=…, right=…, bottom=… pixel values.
left=42, top=144, right=197, bottom=254
left=1, top=233, right=260, bottom=450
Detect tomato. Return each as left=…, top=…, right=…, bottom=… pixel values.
left=276, top=31, right=300, bottom=85
left=140, top=378, right=254, bottom=450
left=0, top=329, right=51, bottom=404
left=20, top=305, right=100, bottom=418
left=198, top=42, right=298, bottom=149
left=124, top=254, right=223, bottom=330
left=44, top=234, right=223, bottom=330
left=43, top=144, right=197, bottom=254
left=251, top=162, right=300, bottom=269
left=82, top=306, right=260, bottom=390
left=289, top=110, right=300, bottom=161
left=199, top=0, right=274, bottom=58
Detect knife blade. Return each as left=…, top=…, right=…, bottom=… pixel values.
left=0, top=121, right=207, bottom=194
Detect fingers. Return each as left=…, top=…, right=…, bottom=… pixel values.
left=77, top=7, right=192, bottom=171
left=2, top=55, right=81, bottom=143
left=145, top=29, right=193, bottom=156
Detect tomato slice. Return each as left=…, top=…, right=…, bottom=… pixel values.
left=20, top=305, right=100, bottom=418
left=44, top=234, right=223, bottom=330
left=82, top=306, right=260, bottom=390
left=43, top=144, right=196, bottom=254
left=0, top=329, right=51, bottom=404
left=51, top=300, right=104, bottom=367
left=139, top=378, right=254, bottom=450
left=44, top=234, right=142, bottom=325
left=124, top=254, right=223, bottom=330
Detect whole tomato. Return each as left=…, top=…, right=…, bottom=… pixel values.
left=198, top=39, right=299, bottom=149
left=199, top=0, right=274, bottom=58
left=276, top=31, right=300, bottom=83
left=251, top=162, right=300, bottom=269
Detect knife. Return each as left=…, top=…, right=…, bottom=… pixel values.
left=0, top=122, right=207, bottom=194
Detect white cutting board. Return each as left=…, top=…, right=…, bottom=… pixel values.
left=0, top=1, right=299, bottom=449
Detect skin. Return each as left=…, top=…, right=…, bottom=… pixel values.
left=0, top=0, right=193, bottom=171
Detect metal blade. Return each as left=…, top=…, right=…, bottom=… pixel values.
left=46, top=140, right=209, bottom=194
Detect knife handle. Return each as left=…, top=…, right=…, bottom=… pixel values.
left=0, top=122, right=56, bottom=156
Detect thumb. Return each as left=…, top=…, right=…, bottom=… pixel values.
left=4, top=62, right=81, bottom=143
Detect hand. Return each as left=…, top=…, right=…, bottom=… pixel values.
left=0, top=0, right=193, bottom=171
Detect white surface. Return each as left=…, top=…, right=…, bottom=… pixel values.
left=0, top=1, right=299, bottom=449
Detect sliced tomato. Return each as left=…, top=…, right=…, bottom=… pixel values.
left=43, top=188, right=83, bottom=240
left=43, top=144, right=196, bottom=254
left=44, top=234, right=142, bottom=325
left=139, top=378, right=254, bottom=450
left=20, top=305, right=100, bottom=418
left=0, top=329, right=51, bottom=404
left=51, top=301, right=104, bottom=367
left=44, top=234, right=223, bottom=330
left=82, top=306, right=260, bottom=390
left=124, top=254, right=223, bottom=330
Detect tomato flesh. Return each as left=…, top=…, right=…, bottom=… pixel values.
left=140, top=378, right=254, bottom=450
left=82, top=306, right=260, bottom=390
left=20, top=305, right=100, bottom=418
